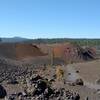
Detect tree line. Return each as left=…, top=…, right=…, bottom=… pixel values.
left=25, top=38, right=100, bottom=46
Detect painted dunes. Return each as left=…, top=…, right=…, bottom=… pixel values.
left=0, top=43, right=46, bottom=59
left=52, top=43, right=96, bottom=62
left=0, top=43, right=96, bottom=63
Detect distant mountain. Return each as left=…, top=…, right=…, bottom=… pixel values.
left=1, top=37, right=29, bottom=43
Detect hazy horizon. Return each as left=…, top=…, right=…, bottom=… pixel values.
left=1, top=36, right=100, bottom=39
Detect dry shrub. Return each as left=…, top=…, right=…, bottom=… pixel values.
left=56, top=66, right=64, bottom=81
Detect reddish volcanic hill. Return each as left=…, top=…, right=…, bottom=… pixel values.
left=0, top=43, right=46, bottom=59
left=52, top=43, right=79, bottom=63
left=52, top=43, right=96, bottom=63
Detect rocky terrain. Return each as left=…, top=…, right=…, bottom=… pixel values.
left=0, top=43, right=99, bottom=100
left=0, top=57, right=99, bottom=100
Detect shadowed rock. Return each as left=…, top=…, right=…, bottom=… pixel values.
left=0, top=85, right=7, bottom=99
left=75, top=78, right=84, bottom=86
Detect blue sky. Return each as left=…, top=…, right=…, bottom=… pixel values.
left=0, top=0, right=100, bottom=39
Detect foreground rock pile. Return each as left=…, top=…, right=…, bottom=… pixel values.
left=0, top=58, right=34, bottom=83
left=2, top=74, right=80, bottom=100
left=0, top=58, right=82, bottom=100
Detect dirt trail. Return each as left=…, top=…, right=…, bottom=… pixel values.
left=66, top=64, right=100, bottom=90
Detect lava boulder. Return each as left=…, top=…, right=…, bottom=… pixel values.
left=75, top=78, right=84, bottom=86
left=0, top=85, right=7, bottom=99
